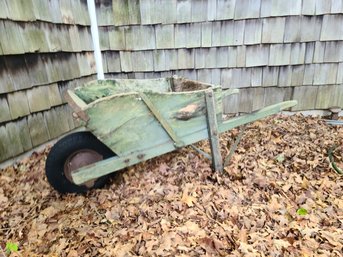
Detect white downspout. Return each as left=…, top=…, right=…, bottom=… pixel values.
left=87, top=0, right=104, bottom=80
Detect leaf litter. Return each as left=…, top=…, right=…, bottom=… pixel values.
left=0, top=115, right=342, bottom=257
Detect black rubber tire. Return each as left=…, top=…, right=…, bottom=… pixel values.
left=45, top=131, right=115, bottom=194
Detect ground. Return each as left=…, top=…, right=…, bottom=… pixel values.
left=0, top=115, right=342, bottom=257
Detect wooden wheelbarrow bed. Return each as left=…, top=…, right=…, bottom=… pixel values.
left=46, top=76, right=297, bottom=193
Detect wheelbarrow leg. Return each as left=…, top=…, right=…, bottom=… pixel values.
left=205, top=89, right=223, bottom=172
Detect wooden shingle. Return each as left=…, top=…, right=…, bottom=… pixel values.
left=234, top=0, right=260, bottom=19
left=238, top=88, right=253, bottom=113
left=337, top=63, right=343, bottom=83
left=205, top=48, right=217, bottom=68
left=17, top=118, right=33, bottom=151
left=175, top=24, right=188, bottom=48
left=303, top=64, right=315, bottom=85
left=5, top=0, right=35, bottom=21
left=192, top=0, right=207, bottom=22
left=216, top=0, right=235, bottom=20
left=5, top=55, right=32, bottom=90
left=0, top=126, right=12, bottom=161
left=231, top=68, right=251, bottom=88
left=262, top=17, right=285, bottom=44
left=221, top=69, right=233, bottom=88
left=313, top=41, right=325, bottom=63
left=48, top=83, right=63, bottom=107
left=292, top=86, right=318, bottom=111
left=304, top=42, right=315, bottom=63
left=284, top=16, right=301, bottom=43
left=120, top=51, right=133, bottom=72
left=236, top=46, right=246, bottom=67
left=68, top=25, right=81, bottom=52
left=156, top=24, right=174, bottom=49
left=260, top=0, right=272, bottom=17
left=105, top=51, right=121, bottom=73
left=264, top=87, right=292, bottom=106
left=99, top=27, right=110, bottom=50
left=315, top=0, right=332, bottom=15
left=0, top=0, right=9, bottom=19
left=195, top=48, right=206, bottom=68
left=244, top=19, right=262, bottom=45
left=8, top=91, right=30, bottom=119
left=269, top=44, right=291, bottom=66
left=278, top=66, right=292, bottom=87
left=217, top=47, right=229, bottom=68
left=6, top=121, right=24, bottom=157
left=0, top=20, right=25, bottom=55
left=315, top=85, right=334, bottom=109
left=140, top=0, right=152, bottom=24
left=251, top=67, right=263, bottom=87
left=246, top=45, right=269, bottom=67
left=313, top=63, right=338, bottom=85
left=21, top=22, right=49, bottom=53
left=251, top=87, right=265, bottom=111
left=27, top=86, right=51, bottom=113
left=153, top=50, right=166, bottom=71
left=25, top=55, right=49, bottom=86
left=207, top=0, right=217, bottom=21
left=228, top=46, right=237, bottom=67
left=78, top=27, right=93, bottom=51
left=212, top=21, right=221, bottom=46
left=220, top=20, right=234, bottom=46
left=165, top=49, right=178, bottom=70
left=108, top=27, right=126, bottom=50
left=0, top=57, right=15, bottom=94
left=331, top=0, right=343, bottom=13
left=321, top=15, right=343, bottom=41
left=233, top=20, right=245, bottom=46
left=131, top=51, right=154, bottom=72
left=290, top=43, right=306, bottom=65
left=178, top=49, right=194, bottom=69
left=197, top=69, right=212, bottom=84
left=113, top=0, right=129, bottom=25
left=291, top=65, right=305, bottom=86
left=128, top=0, right=141, bottom=24
left=301, top=16, right=322, bottom=42
left=331, top=84, right=343, bottom=107
left=161, top=0, right=176, bottom=24
left=324, top=41, right=343, bottom=62
left=187, top=23, right=201, bottom=48
left=44, top=106, right=70, bottom=139
left=177, top=0, right=192, bottom=23
left=211, top=69, right=221, bottom=85
left=126, top=26, right=155, bottom=50
left=302, top=0, right=316, bottom=15
left=0, top=97, right=11, bottom=123
left=201, top=22, right=212, bottom=47
left=223, top=92, right=239, bottom=113
left=262, top=67, right=279, bottom=87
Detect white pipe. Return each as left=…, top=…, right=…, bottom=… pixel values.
left=87, top=0, right=104, bottom=80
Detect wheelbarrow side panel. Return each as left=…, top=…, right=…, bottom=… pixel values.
left=83, top=87, right=223, bottom=157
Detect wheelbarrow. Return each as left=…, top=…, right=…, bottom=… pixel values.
left=45, top=76, right=297, bottom=193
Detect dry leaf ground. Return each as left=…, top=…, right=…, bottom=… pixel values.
left=0, top=115, right=342, bottom=257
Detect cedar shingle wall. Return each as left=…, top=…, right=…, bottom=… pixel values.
left=0, top=0, right=343, bottom=163
left=0, top=0, right=96, bottom=162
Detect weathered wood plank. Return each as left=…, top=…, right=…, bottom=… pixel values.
left=156, top=24, right=174, bottom=49
left=44, top=106, right=70, bottom=139
left=292, top=86, right=318, bottom=111
left=0, top=97, right=11, bottom=123
left=0, top=126, right=12, bottom=161
left=28, top=112, right=50, bottom=146
left=27, top=86, right=51, bottom=113
left=7, top=91, right=30, bottom=119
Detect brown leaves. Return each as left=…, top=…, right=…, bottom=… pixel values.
left=0, top=115, right=342, bottom=256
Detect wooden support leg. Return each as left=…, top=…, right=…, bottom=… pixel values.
left=205, top=89, right=223, bottom=172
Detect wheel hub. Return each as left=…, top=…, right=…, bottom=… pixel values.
left=64, top=149, right=103, bottom=188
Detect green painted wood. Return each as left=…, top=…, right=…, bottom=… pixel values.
left=205, top=89, right=223, bottom=172
left=139, top=92, right=184, bottom=147
left=72, top=100, right=297, bottom=184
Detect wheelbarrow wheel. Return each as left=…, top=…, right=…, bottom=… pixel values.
left=45, top=131, right=115, bottom=194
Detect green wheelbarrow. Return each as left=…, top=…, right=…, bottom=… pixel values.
left=45, top=76, right=297, bottom=193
